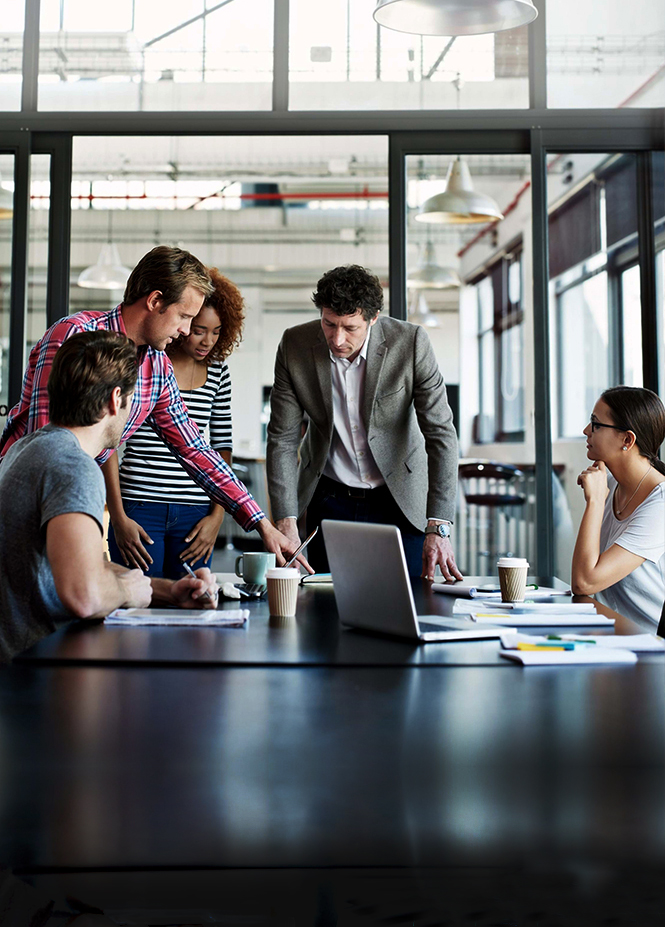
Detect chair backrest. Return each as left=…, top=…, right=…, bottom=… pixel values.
left=658, top=599, right=665, bottom=639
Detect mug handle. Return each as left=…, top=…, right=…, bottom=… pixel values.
left=235, top=555, right=243, bottom=577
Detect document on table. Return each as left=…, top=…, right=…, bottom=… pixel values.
left=500, top=648, right=638, bottom=666
left=452, top=600, right=614, bottom=627
left=500, top=632, right=665, bottom=652
left=105, top=608, right=249, bottom=627
left=433, top=583, right=571, bottom=599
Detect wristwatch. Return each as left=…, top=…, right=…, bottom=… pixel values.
left=425, top=521, right=451, bottom=539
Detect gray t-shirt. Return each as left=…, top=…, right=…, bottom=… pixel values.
left=0, top=425, right=106, bottom=660
left=595, top=473, right=665, bottom=627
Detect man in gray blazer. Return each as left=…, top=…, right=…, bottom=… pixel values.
left=266, top=265, right=462, bottom=581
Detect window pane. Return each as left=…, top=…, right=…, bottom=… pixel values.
left=39, top=0, right=273, bottom=111
left=0, top=2, right=24, bottom=111
left=0, top=154, right=14, bottom=414
left=654, top=152, right=665, bottom=395
left=28, top=155, right=51, bottom=356
left=621, top=264, right=642, bottom=388
left=500, top=320, right=524, bottom=434
left=547, top=0, right=665, bottom=108
left=558, top=272, right=609, bottom=439
left=290, top=0, right=528, bottom=111
left=71, top=135, right=388, bottom=463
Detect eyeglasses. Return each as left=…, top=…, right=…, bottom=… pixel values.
left=589, top=419, right=627, bottom=433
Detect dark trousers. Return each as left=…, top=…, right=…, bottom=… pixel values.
left=305, top=475, right=425, bottom=578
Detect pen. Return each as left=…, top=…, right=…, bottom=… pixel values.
left=517, top=642, right=575, bottom=651
left=284, top=526, right=319, bottom=568
left=182, top=562, right=215, bottom=604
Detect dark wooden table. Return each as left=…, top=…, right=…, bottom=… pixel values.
left=1, top=577, right=664, bottom=920
left=14, top=575, right=652, bottom=667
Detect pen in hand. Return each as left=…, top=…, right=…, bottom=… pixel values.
left=284, top=526, right=319, bottom=569
left=182, top=562, right=216, bottom=605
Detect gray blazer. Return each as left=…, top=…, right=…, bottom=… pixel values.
left=266, top=315, right=458, bottom=531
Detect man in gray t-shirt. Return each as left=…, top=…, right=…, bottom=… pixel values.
left=0, top=425, right=106, bottom=659
left=0, top=331, right=220, bottom=662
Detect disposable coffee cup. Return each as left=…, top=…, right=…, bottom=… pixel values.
left=266, top=567, right=300, bottom=618
left=497, top=557, right=529, bottom=603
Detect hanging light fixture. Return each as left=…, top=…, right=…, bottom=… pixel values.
left=373, top=0, right=537, bottom=36
left=78, top=210, right=131, bottom=290
left=415, top=157, right=504, bottom=224
left=409, top=291, right=440, bottom=328
left=408, top=241, right=461, bottom=289
left=78, top=242, right=132, bottom=290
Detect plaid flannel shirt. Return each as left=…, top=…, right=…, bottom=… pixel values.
left=0, top=306, right=264, bottom=531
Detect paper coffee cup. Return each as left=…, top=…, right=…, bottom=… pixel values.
left=266, top=567, right=300, bottom=617
left=497, top=557, right=529, bottom=603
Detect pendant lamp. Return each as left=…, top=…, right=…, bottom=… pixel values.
left=415, top=157, right=504, bottom=224
left=78, top=242, right=132, bottom=290
left=408, top=241, right=461, bottom=289
left=409, top=291, right=440, bottom=328
left=373, top=0, right=538, bottom=36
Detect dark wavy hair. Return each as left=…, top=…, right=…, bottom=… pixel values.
left=601, top=386, right=665, bottom=476
left=312, top=264, right=383, bottom=322
left=167, top=267, right=244, bottom=364
left=49, top=331, right=137, bottom=427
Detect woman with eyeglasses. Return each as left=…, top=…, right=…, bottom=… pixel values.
left=572, top=386, right=665, bottom=624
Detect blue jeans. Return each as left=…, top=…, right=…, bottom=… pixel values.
left=305, top=476, right=425, bottom=578
left=108, top=500, right=213, bottom=580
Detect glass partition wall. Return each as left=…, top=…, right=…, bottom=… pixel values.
left=1, top=1, right=663, bottom=579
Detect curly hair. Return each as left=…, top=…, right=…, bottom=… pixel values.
left=312, top=264, right=383, bottom=322
left=168, top=267, right=244, bottom=364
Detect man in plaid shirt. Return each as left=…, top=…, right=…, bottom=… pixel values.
left=1, top=246, right=307, bottom=569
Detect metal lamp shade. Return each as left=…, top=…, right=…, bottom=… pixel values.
left=415, top=157, right=504, bottom=225
left=78, top=243, right=132, bottom=290
left=373, top=0, right=538, bottom=36
left=409, top=292, right=440, bottom=328
left=408, top=242, right=461, bottom=289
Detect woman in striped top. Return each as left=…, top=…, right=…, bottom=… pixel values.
left=106, top=269, right=244, bottom=578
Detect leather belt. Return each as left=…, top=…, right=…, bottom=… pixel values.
left=318, top=474, right=387, bottom=500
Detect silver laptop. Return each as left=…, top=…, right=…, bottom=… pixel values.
left=321, top=520, right=508, bottom=642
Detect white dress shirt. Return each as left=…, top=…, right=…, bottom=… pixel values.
left=322, top=327, right=384, bottom=490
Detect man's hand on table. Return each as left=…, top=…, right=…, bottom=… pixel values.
left=422, top=535, right=464, bottom=583
left=257, top=517, right=314, bottom=573
left=170, top=567, right=220, bottom=608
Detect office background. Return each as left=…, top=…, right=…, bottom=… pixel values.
left=0, top=0, right=663, bottom=581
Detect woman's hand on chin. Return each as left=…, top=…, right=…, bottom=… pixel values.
left=577, top=459, right=609, bottom=505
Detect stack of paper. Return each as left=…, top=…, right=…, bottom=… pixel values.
left=452, top=599, right=613, bottom=627
left=500, top=649, right=637, bottom=666
left=106, top=608, right=249, bottom=627
left=433, top=583, right=571, bottom=599
left=500, top=632, right=665, bottom=652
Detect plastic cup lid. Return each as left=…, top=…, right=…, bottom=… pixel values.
left=266, top=568, right=300, bottom=579
left=497, top=557, right=529, bottom=568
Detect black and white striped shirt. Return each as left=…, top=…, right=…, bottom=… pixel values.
left=119, top=362, right=233, bottom=505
